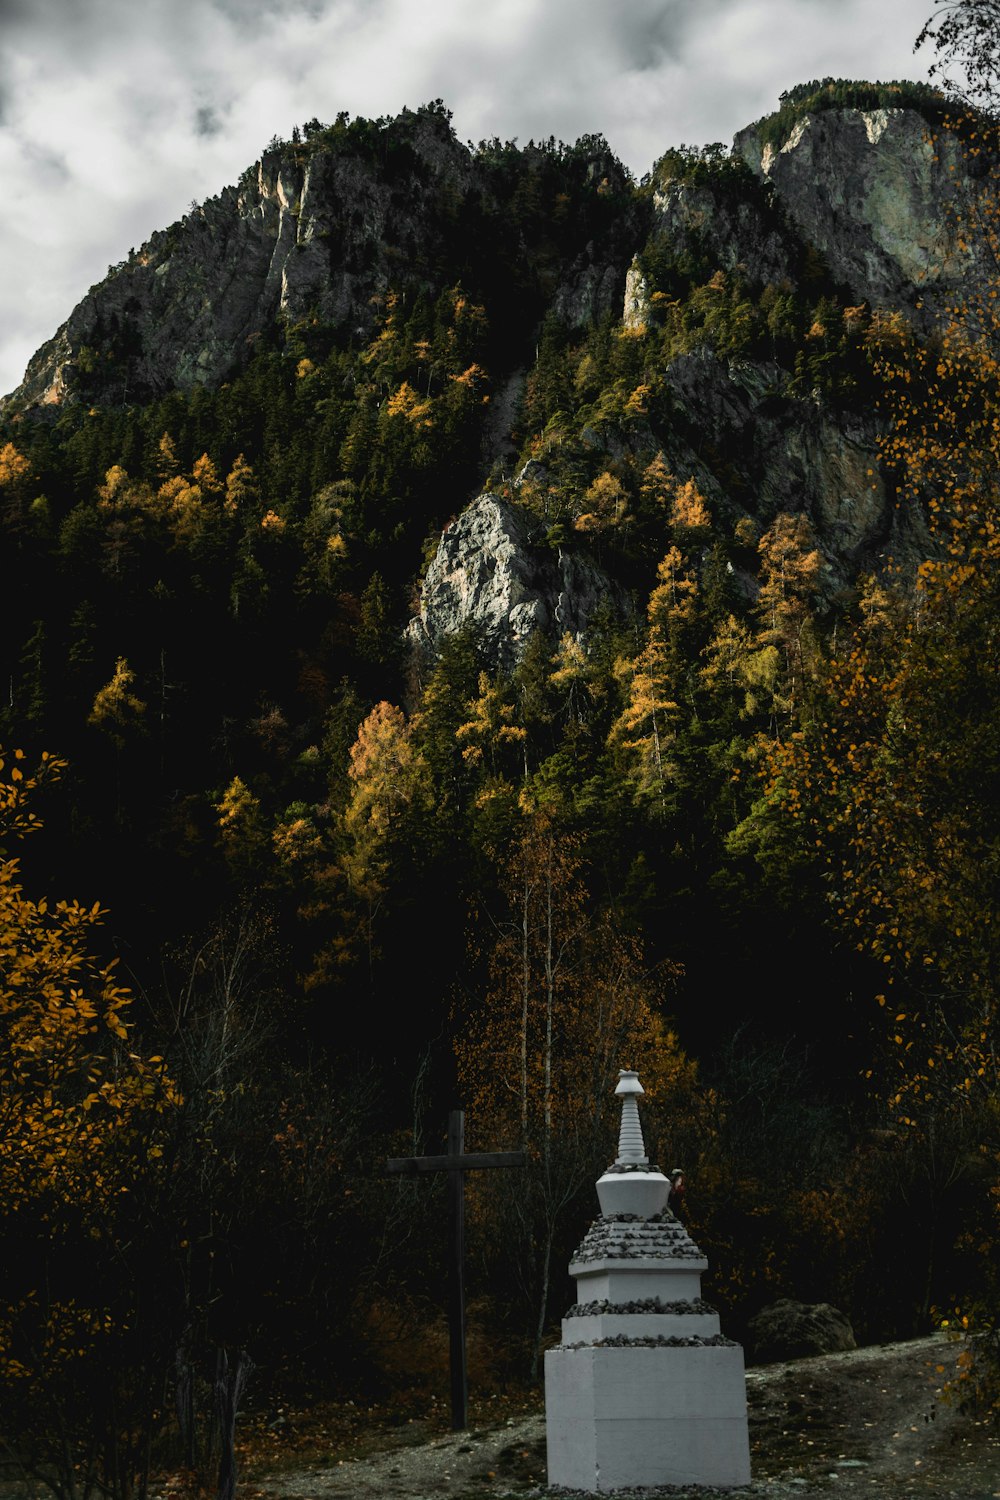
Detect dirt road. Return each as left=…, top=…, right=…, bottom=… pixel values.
left=245, top=1332, right=999, bottom=1499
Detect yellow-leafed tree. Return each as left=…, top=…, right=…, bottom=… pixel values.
left=0, top=749, right=180, bottom=1498
left=455, top=806, right=694, bottom=1374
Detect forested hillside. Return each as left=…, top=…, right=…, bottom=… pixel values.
left=0, top=64, right=997, bottom=1500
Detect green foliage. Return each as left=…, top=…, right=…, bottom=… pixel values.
left=752, top=77, right=957, bottom=154
left=650, top=141, right=757, bottom=195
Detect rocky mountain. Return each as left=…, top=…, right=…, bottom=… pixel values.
left=433, top=88, right=976, bottom=661
left=3, top=104, right=643, bottom=413
left=1, top=85, right=993, bottom=1404
left=0, top=83, right=982, bottom=667
left=734, top=103, right=976, bottom=326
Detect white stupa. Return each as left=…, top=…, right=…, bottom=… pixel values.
left=544, top=1070, right=752, bottom=1492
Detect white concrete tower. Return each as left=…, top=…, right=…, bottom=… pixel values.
left=544, top=1069, right=751, bottom=1492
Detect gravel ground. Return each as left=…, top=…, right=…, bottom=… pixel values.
left=245, top=1333, right=1000, bottom=1499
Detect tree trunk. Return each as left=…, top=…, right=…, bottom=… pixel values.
left=175, top=1341, right=196, bottom=1469
left=214, top=1348, right=252, bottom=1500
left=521, top=869, right=530, bottom=1145
left=530, top=1215, right=555, bottom=1383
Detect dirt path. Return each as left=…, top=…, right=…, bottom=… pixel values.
left=742, top=1333, right=999, bottom=1498
left=244, top=1334, right=1000, bottom=1499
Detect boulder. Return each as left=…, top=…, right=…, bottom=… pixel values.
left=747, top=1298, right=856, bottom=1363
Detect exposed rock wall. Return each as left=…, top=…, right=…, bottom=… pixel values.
left=3, top=114, right=643, bottom=413
left=662, top=349, right=902, bottom=582
left=405, top=494, right=631, bottom=672
left=733, top=107, right=975, bottom=326
left=622, top=257, right=651, bottom=332
left=5, top=93, right=979, bottom=670
left=8, top=99, right=982, bottom=416
left=6, top=115, right=476, bottom=409
left=649, top=178, right=802, bottom=292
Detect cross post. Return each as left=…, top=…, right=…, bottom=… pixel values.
left=386, top=1109, right=525, bottom=1430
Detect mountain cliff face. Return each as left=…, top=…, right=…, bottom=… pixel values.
left=733, top=105, right=975, bottom=326
left=656, top=348, right=903, bottom=585
left=406, top=492, right=632, bottom=674
left=5, top=105, right=643, bottom=412
left=9, top=111, right=478, bottom=407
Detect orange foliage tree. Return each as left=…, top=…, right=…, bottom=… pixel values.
left=454, top=805, right=696, bottom=1373
left=0, top=749, right=181, bottom=1498
left=731, top=100, right=1000, bottom=1347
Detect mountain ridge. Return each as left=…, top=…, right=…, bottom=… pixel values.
left=3, top=80, right=977, bottom=417
left=2, top=101, right=642, bottom=414
left=2, top=82, right=981, bottom=669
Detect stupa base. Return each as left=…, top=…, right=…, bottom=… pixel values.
left=545, top=1342, right=752, bottom=1492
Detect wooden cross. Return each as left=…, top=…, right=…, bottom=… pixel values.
left=387, top=1110, right=525, bottom=1430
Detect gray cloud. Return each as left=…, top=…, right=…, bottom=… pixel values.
left=195, top=104, right=222, bottom=137
left=0, top=0, right=35, bottom=22
left=0, top=0, right=937, bottom=397
left=18, top=134, right=71, bottom=180
left=209, top=0, right=327, bottom=20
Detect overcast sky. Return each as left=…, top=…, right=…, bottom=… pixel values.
left=1, top=0, right=938, bottom=399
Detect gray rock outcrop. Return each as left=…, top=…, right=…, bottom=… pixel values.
left=747, top=1299, right=857, bottom=1364
left=657, top=347, right=923, bottom=586
left=649, top=176, right=802, bottom=293
left=3, top=113, right=645, bottom=414
left=6, top=112, right=476, bottom=409
left=622, top=257, right=651, bottom=332
left=734, top=107, right=976, bottom=327
left=405, top=494, right=631, bottom=672
left=6, top=97, right=983, bottom=417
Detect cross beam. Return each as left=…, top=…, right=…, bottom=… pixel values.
left=386, top=1110, right=525, bottom=1430
left=385, top=1150, right=525, bottom=1173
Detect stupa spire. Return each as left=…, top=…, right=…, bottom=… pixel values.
left=614, top=1069, right=648, bottom=1163
left=596, top=1069, right=667, bottom=1218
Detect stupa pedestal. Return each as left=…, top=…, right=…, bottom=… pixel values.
left=545, top=1072, right=751, bottom=1492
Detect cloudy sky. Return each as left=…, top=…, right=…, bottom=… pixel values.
left=1, top=0, right=938, bottom=398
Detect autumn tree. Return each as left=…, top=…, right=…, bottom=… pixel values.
left=89, top=656, right=147, bottom=823
left=215, top=775, right=267, bottom=878
left=0, top=749, right=180, bottom=1500
left=339, top=701, right=435, bottom=985
left=608, top=630, right=678, bottom=814
left=608, top=542, right=701, bottom=813
left=89, top=656, right=147, bottom=744
left=548, top=632, right=597, bottom=735
left=223, top=452, right=260, bottom=518
left=94, top=464, right=159, bottom=574
left=456, top=671, right=528, bottom=780
left=573, top=469, right=629, bottom=533
left=670, top=476, right=712, bottom=536
left=638, top=451, right=674, bottom=514
left=455, top=805, right=691, bottom=1373
left=0, top=441, right=33, bottom=533
left=754, top=512, right=823, bottom=731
